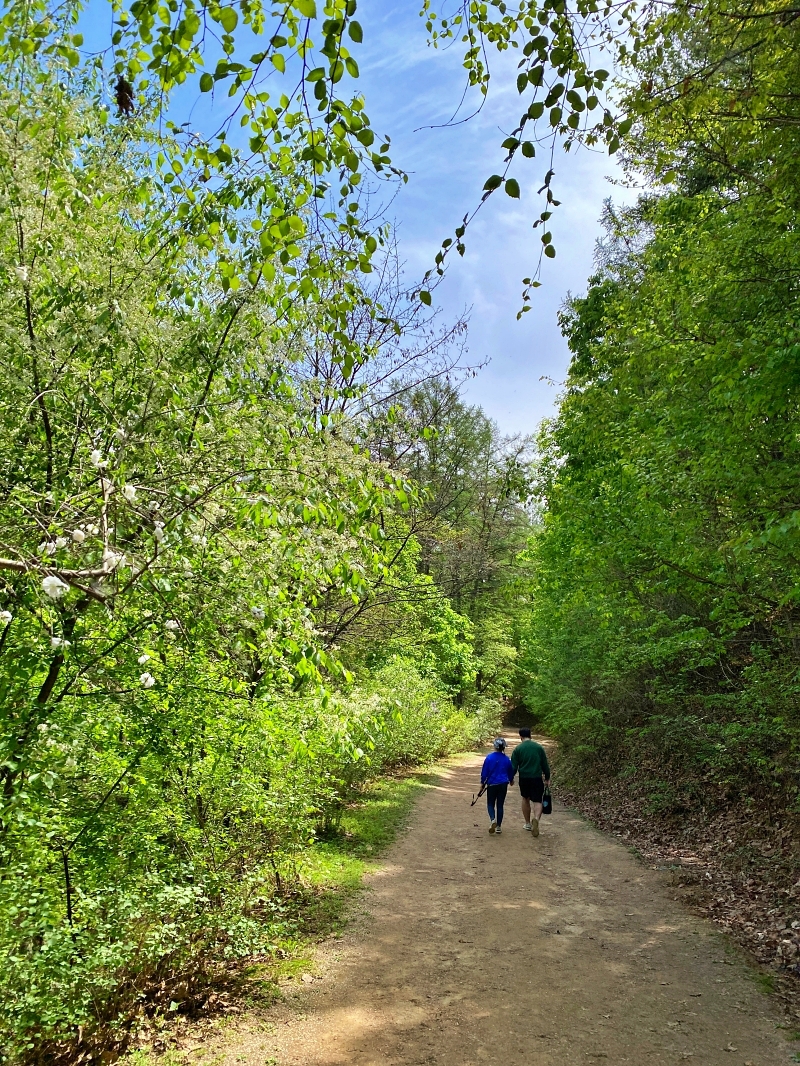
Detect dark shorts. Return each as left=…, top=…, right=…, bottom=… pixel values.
left=518, top=777, right=545, bottom=802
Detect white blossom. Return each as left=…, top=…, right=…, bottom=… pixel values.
left=153, top=523, right=165, bottom=543
left=15, top=264, right=29, bottom=284
left=37, top=723, right=49, bottom=733
left=0, top=610, right=12, bottom=625
left=139, top=672, right=156, bottom=688
left=137, top=653, right=150, bottom=665
left=87, top=524, right=100, bottom=536
left=164, top=619, right=179, bottom=631
left=55, top=536, right=68, bottom=550
left=51, top=636, right=71, bottom=649
left=114, top=427, right=126, bottom=440
left=42, top=575, right=68, bottom=600
left=122, top=484, right=137, bottom=503
left=250, top=606, right=266, bottom=620
left=71, top=529, right=86, bottom=544
left=89, top=449, right=108, bottom=469
left=65, top=757, right=77, bottom=770
left=38, top=541, right=57, bottom=556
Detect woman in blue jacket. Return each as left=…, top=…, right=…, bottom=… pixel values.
left=480, top=737, right=515, bottom=834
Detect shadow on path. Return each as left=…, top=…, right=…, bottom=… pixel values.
left=209, top=738, right=794, bottom=1066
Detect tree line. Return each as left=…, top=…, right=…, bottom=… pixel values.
left=522, top=0, right=800, bottom=814
left=0, top=15, right=532, bottom=1052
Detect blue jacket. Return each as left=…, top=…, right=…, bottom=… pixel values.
left=481, top=750, right=514, bottom=786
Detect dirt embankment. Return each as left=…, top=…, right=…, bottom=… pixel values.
left=558, top=770, right=800, bottom=1025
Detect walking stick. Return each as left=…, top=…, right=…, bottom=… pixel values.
left=470, top=781, right=487, bottom=806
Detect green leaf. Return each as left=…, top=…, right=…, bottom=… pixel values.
left=505, top=178, right=520, bottom=198
left=271, top=53, right=286, bottom=74
left=348, top=20, right=363, bottom=42
left=528, top=65, right=544, bottom=87
left=544, top=244, right=556, bottom=258
left=295, top=0, right=317, bottom=15
left=419, top=290, right=432, bottom=305
left=219, top=6, right=238, bottom=32
left=199, top=72, right=213, bottom=92
left=483, top=174, right=503, bottom=192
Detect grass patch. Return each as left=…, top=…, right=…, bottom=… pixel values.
left=298, top=770, right=435, bottom=936
left=752, top=971, right=777, bottom=995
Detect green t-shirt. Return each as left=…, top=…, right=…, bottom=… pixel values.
left=511, top=739, right=550, bottom=780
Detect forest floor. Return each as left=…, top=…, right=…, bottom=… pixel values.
left=558, top=768, right=800, bottom=1027
left=154, top=734, right=799, bottom=1066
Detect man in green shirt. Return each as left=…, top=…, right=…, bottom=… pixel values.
left=510, top=728, right=551, bottom=837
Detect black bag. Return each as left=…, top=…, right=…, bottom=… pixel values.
left=541, top=786, right=552, bottom=816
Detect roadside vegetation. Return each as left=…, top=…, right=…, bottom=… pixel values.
left=520, top=0, right=800, bottom=1000
left=0, top=7, right=530, bottom=1059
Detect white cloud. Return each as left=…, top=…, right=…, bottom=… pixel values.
left=355, top=0, right=638, bottom=434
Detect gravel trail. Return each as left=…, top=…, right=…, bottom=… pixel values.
left=205, top=737, right=794, bottom=1066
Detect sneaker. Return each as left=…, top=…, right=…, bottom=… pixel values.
left=531, top=818, right=540, bottom=838
left=495, top=826, right=502, bottom=834
left=488, top=820, right=497, bottom=834
left=523, top=822, right=532, bottom=831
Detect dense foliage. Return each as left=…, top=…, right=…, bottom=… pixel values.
left=0, top=12, right=523, bottom=1060
left=521, top=2, right=800, bottom=822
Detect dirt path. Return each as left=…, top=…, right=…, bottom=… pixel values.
left=206, top=738, right=794, bottom=1066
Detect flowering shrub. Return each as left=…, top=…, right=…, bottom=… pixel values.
left=0, top=55, right=499, bottom=1063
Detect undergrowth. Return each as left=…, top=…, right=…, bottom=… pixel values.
left=118, top=768, right=437, bottom=1065
left=300, top=771, right=435, bottom=936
